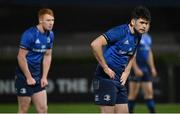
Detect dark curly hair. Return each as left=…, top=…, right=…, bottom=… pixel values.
left=131, top=6, right=151, bottom=22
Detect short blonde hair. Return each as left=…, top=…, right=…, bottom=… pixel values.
left=38, top=8, right=54, bottom=18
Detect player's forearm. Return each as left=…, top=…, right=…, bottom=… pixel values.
left=120, top=57, right=133, bottom=85
left=91, top=42, right=108, bottom=69
left=132, top=59, right=140, bottom=71
left=123, top=57, right=134, bottom=77
left=42, top=53, right=52, bottom=79
left=17, top=55, right=32, bottom=79
left=148, top=50, right=156, bottom=70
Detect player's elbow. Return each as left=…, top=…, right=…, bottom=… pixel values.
left=90, top=40, right=99, bottom=50
left=17, top=54, right=21, bottom=61
left=17, top=53, right=25, bottom=62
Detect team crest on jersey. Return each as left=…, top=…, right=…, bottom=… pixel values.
left=35, top=38, right=41, bottom=44
left=41, top=45, right=46, bottom=49
left=47, top=37, right=50, bottom=43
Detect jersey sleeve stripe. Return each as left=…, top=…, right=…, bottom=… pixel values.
left=19, top=45, right=28, bottom=50
left=102, top=33, right=110, bottom=43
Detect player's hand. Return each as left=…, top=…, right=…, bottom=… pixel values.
left=41, top=77, right=48, bottom=88
left=151, top=68, right=157, bottom=77
left=26, top=77, right=36, bottom=85
left=135, top=68, right=143, bottom=77
left=103, top=67, right=115, bottom=79
left=120, top=72, right=128, bottom=86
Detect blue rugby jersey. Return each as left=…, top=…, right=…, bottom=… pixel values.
left=95, top=24, right=141, bottom=84
left=136, top=33, right=152, bottom=73
left=16, top=26, right=54, bottom=83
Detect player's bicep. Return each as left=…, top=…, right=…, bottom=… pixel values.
left=91, top=35, right=107, bottom=47
left=17, top=48, right=28, bottom=59
left=19, top=32, right=33, bottom=50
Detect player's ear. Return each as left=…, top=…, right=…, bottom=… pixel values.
left=130, top=19, right=135, bottom=26
left=39, top=19, right=43, bottom=24
left=38, top=16, right=43, bottom=23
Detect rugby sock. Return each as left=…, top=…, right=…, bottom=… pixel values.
left=128, top=100, right=135, bottom=113
left=146, top=99, right=156, bottom=113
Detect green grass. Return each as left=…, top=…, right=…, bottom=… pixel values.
left=0, top=103, right=180, bottom=113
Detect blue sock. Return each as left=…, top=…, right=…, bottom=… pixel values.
left=145, top=99, right=156, bottom=113
left=128, top=100, right=135, bottom=113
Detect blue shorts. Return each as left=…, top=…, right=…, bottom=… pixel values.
left=15, top=76, right=45, bottom=96
left=92, top=77, right=128, bottom=106
left=129, top=71, right=152, bottom=82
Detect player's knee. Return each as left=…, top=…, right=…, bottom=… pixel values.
left=18, top=105, right=29, bottom=113
left=145, top=90, right=153, bottom=98
left=36, top=105, right=48, bottom=113
left=144, top=92, right=153, bottom=99
left=128, top=92, right=138, bottom=100
left=128, top=95, right=136, bottom=100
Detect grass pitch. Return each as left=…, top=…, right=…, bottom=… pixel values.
left=0, top=103, right=180, bottom=113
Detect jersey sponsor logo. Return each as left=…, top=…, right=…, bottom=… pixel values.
left=33, top=45, right=47, bottom=53
left=124, top=40, right=129, bottom=45
left=104, top=94, right=111, bottom=101
left=35, top=38, right=41, bottom=44
left=119, top=48, right=134, bottom=56
left=20, top=88, right=26, bottom=94
left=32, top=48, right=47, bottom=53
left=118, top=50, right=127, bottom=54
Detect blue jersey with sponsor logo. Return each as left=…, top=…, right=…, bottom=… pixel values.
left=95, top=24, right=141, bottom=85
left=136, top=33, right=152, bottom=73
left=15, top=26, right=54, bottom=83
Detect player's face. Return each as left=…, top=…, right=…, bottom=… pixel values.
left=39, top=14, right=54, bottom=31
left=133, top=18, right=150, bottom=34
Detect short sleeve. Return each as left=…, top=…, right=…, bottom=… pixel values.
left=47, top=31, right=54, bottom=49
left=102, top=25, right=126, bottom=44
left=19, top=31, right=33, bottom=50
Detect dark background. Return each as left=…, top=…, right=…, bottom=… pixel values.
left=0, top=0, right=180, bottom=103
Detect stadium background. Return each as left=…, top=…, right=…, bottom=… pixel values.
left=0, top=0, right=180, bottom=112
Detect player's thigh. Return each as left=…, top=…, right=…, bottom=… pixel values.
left=115, top=104, right=128, bottom=113
left=141, top=82, right=153, bottom=98
left=128, top=82, right=140, bottom=99
left=17, top=96, right=31, bottom=109
left=32, top=90, right=47, bottom=109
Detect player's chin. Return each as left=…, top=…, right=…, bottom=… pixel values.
left=47, top=28, right=52, bottom=31
left=139, top=30, right=146, bottom=34
left=47, top=27, right=53, bottom=31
